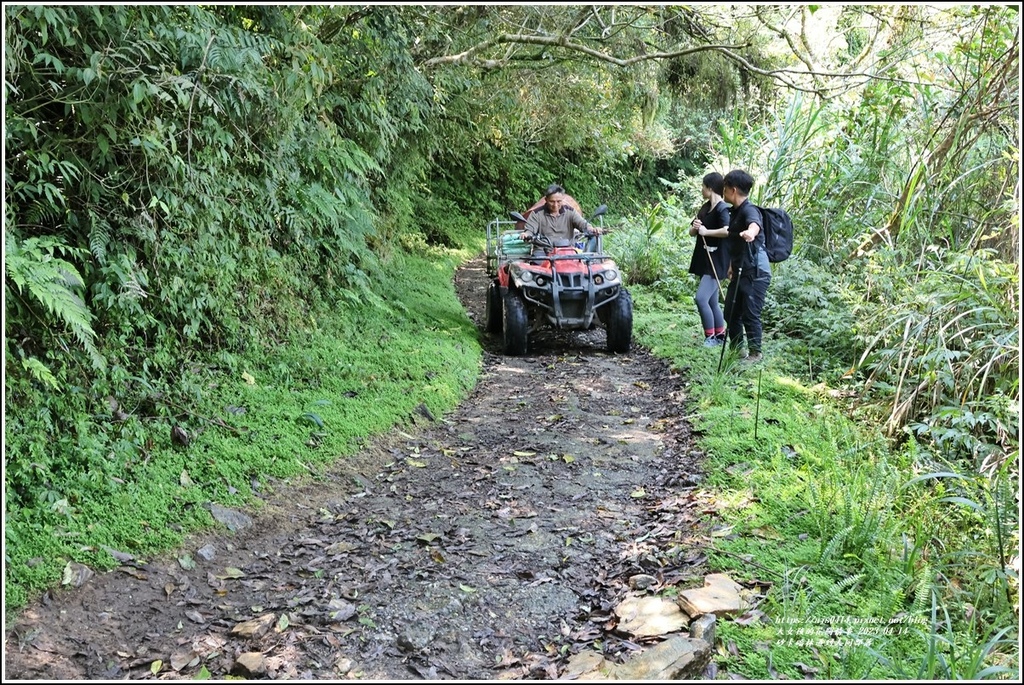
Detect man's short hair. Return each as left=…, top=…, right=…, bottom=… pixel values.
left=723, top=170, right=754, bottom=196
left=545, top=184, right=565, bottom=198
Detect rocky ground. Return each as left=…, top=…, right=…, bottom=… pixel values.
left=4, top=255, right=728, bottom=681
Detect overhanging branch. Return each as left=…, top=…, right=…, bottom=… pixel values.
left=420, top=32, right=750, bottom=69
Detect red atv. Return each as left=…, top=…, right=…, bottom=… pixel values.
left=484, top=202, right=633, bottom=355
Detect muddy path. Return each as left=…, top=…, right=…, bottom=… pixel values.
left=4, top=255, right=711, bottom=681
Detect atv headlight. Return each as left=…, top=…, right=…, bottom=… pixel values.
left=604, top=269, right=618, bottom=282
left=535, top=276, right=546, bottom=287
left=520, top=270, right=534, bottom=282
left=593, top=274, right=604, bottom=285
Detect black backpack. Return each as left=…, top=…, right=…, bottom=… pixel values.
left=755, top=205, right=794, bottom=263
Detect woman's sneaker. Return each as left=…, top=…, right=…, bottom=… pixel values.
left=703, top=335, right=723, bottom=347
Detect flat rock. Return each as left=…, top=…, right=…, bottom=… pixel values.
left=208, top=503, right=253, bottom=532
left=561, top=636, right=712, bottom=680
left=613, top=595, right=689, bottom=637
left=677, top=573, right=748, bottom=617
left=233, top=652, right=266, bottom=676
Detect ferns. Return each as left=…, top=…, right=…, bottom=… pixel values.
left=87, top=216, right=110, bottom=264
left=4, top=233, right=105, bottom=374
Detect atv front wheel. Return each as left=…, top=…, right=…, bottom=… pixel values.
left=485, top=281, right=503, bottom=333
left=606, top=289, right=633, bottom=353
left=503, top=291, right=529, bottom=356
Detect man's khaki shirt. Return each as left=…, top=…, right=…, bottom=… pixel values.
left=524, top=207, right=591, bottom=244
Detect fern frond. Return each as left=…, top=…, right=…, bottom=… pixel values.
left=832, top=572, right=865, bottom=595
left=20, top=356, right=60, bottom=390
left=911, top=562, right=934, bottom=614
left=88, top=217, right=110, bottom=264
left=5, top=234, right=106, bottom=371
left=820, top=524, right=854, bottom=564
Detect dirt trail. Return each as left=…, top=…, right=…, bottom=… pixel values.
left=4, top=255, right=709, bottom=681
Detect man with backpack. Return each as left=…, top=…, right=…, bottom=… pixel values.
left=696, top=169, right=771, bottom=362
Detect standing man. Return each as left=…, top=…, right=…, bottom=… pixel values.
left=520, top=184, right=602, bottom=252
left=697, top=169, right=770, bottom=362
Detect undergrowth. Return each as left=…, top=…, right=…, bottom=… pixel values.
left=3, top=241, right=483, bottom=618
left=630, top=284, right=1019, bottom=680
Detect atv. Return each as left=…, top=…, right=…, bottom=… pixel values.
left=484, top=203, right=633, bottom=356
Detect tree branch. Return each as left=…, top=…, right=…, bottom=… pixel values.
left=420, top=32, right=750, bottom=70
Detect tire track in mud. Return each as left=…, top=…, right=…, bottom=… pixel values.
left=4, top=255, right=708, bottom=681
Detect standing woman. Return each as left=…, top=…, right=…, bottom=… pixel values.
left=687, top=173, right=731, bottom=346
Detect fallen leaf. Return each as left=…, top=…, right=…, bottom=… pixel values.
left=300, top=412, right=324, bottom=427
left=417, top=533, right=440, bottom=543
left=216, top=567, right=246, bottom=579
left=170, top=650, right=196, bottom=671
left=231, top=613, right=276, bottom=638
left=562, top=454, right=575, bottom=463
left=326, top=541, right=356, bottom=555
left=630, top=488, right=646, bottom=498
left=60, top=562, right=94, bottom=587
left=178, top=554, right=196, bottom=570
left=406, top=458, right=427, bottom=467
left=459, top=584, right=477, bottom=593
left=241, top=371, right=256, bottom=385
left=734, top=609, right=766, bottom=626
left=150, top=660, right=163, bottom=675
left=101, top=545, right=134, bottom=563
left=276, top=613, right=290, bottom=632
left=513, top=450, right=536, bottom=457
left=116, top=565, right=146, bottom=580
left=750, top=526, right=784, bottom=541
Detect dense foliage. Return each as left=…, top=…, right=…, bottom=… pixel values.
left=4, top=3, right=1019, bottom=678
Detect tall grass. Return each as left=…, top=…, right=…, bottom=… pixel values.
left=629, top=281, right=1019, bottom=678
left=623, top=36, right=1018, bottom=673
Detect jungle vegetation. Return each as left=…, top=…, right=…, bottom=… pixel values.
left=4, top=4, right=1019, bottom=678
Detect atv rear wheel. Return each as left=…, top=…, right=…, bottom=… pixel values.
left=606, top=289, right=633, bottom=353
left=503, top=291, right=529, bottom=356
left=485, top=281, right=503, bottom=333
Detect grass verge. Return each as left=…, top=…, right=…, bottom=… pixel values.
left=3, top=241, right=484, bottom=621
left=630, top=285, right=1019, bottom=680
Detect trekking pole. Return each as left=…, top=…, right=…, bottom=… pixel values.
left=717, top=265, right=742, bottom=373
left=700, top=235, right=727, bottom=304
left=754, top=367, right=762, bottom=439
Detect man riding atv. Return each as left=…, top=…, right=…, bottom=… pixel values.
left=484, top=184, right=633, bottom=356
left=519, top=184, right=604, bottom=254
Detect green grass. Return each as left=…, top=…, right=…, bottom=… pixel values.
left=3, top=240, right=484, bottom=618
left=630, top=283, right=1020, bottom=680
